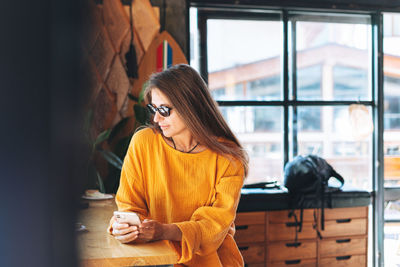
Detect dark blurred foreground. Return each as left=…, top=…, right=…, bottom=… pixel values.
left=0, top=1, right=86, bottom=266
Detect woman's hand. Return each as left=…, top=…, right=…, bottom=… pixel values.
left=111, top=218, right=139, bottom=243
left=138, top=219, right=165, bottom=242
left=138, top=219, right=182, bottom=242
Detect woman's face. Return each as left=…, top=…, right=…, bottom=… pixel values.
left=150, top=88, right=190, bottom=138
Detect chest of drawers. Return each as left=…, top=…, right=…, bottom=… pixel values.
left=235, top=206, right=368, bottom=267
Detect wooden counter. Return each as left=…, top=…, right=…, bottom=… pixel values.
left=77, top=198, right=179, bottom=266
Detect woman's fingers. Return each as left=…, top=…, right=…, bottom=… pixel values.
left=112, top=225, right=137, bottom=236
left=112, top=221, right=130, bottom=230
left=114, top=230, right=139, bottom=243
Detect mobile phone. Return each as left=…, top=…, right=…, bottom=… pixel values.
left=114, top=211, right=141, bottom=226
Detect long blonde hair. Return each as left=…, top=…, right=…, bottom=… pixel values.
left=144, top=64, right=249, bottom=177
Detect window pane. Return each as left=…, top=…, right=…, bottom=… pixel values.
left=295, top=21, right=371, bottom=101
left=296, top=106, right=372, bottom=190
left=207, top=19, right=282, bottom=100
left=383, top=13, right=400, bottom=266
left=384, top=12, right=400, bottom=188
left=220, top=106, right=283, bottom=184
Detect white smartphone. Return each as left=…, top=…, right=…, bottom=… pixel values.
left=114, top=211, right=141, bottom=226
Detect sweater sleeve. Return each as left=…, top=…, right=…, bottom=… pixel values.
left=173, top=158, right=244, bottom=263
left=115, top=131, right=149, bottom=220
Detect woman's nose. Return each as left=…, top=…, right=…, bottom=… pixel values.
left=153, top=111, right=162, bottom=123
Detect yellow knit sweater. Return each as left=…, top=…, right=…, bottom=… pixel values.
left=115, top=127, right=245, bottom=266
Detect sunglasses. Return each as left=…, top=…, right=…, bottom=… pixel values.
left=146, top=104, right=173, bottom=117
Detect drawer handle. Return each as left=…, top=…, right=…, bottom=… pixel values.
left=336, top=218, right=352, bottom=223
left=336, top=238, right=351, bottom=243
left=285, top=259, right=301, bottom=265
left=285, top=242, right=301, bottom=247
left=336, top=255, right=352, bottom=261
left=238, top=246, right=249, bottom=251
left=286, top=222, right=300, bottom=227
left=236, top=225, right=248, bottom=230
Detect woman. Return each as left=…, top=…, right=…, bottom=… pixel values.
left=109, top=64, right=248, bottom=266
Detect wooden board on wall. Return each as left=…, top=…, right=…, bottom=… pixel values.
left=106, top=56, right=130, bottom=112
left=92, top=86, right=118, bottom=136
left=131, top=0, right=160, bottom=52
left=82, top=0, right=103, bottom=53
left=103, top=0, right=130, bottom=53
left=89, top=25, right=115, bottom=83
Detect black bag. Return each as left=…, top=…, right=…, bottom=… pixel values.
left=283, top=155, right=344, bottom=238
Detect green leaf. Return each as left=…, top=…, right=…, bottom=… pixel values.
left=83, top=110, right=94, bottom=144
left=94, top=129, right=111, bottom=147
left=96, top=171, right=106, bottom=193
left=128, top=93, right=139, bottom=102
left=99, top=149, right=123, bottom=170
left=134, top=104, right=148, bottom=124
left=108, top=117, right=130, bottom=143
left=139, top=81, right=149, bottom=104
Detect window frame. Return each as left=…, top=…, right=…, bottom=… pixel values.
left=194, top=7, right=384, bottom=267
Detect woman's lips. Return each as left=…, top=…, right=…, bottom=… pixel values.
left=159, top=125, right=169, bottom=129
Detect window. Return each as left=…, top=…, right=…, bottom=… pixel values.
left=193, top=9, right=373, bottom=188
left=384, top=76, right=400, bottom=130
left=297, top=65, right=322, bottom=100
left=333, top=65, right=369, bottom=100
left=383, top=13, right=400, bottom=266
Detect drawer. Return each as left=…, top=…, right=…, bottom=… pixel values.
left=236, top=212, right=265, bottom=225
left=268, top=209, right=315, bottom=223
left=320, top=218, right=367, bottom=238
left=235, top=224, right=265, bottom=244
left=268, top=222, right=316, bottom=241
left=245, top=264, right=264, bottom=267
left=319, top=255, right=366, bottom=267
left=268, top=240, right=316, bottom=262
left=269, top=258, right=317, bottom=267
left=319, top=237, right=367, bottom=257
left=238, top=243, right=265, bottom=264
left=323, top=207, right=368, bottom=220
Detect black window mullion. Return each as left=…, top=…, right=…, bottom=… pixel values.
left=198, top=11, right=208, bottom=83
left=217, top=100, right=374, bottom=106
left=290, top=17, right=298, bottom=157
left=283, top=10, right=289, bottom=166
left=372, top=11, right=384, bottom=267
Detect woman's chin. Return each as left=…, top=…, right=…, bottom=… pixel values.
left=160, top=128, right=171, bottom=137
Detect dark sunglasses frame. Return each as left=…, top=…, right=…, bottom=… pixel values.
left=147, top=104, right=173, bottom=117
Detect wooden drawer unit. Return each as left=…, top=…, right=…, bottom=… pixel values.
left=268, top=222, right=316, bottom=241
left=319, top=207, right=368, bottom=238
left=268, top=209, right=315, bottom=223
left=236, top=211, right=265, bottom=226
left=267, top=209, right=317, bottom=241
left=320, top=218, right=367, bottom=238
left=235, top=224, right=265, bottom=244
left=268, top=240, right=317, bottom=262
left=318, top=206, right=368, bottom=267
left=319, top=255, right=366, bottom=266
left=323, top=207, right=368, bottom=220
left=238, top=244, right=265, bottom=264
left=235, top=211, right=265, bottom=244
left=319, top=237, right=367, bottom=258
left=236, top=206, right=368, bottom=266
left=271, top=258, right=317, bottom=267
left=244, top=264, right=264, bottom=267
left=235, top=212, right=266, bottom=266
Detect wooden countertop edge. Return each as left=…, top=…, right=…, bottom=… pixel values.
left=79, top=240, right=180, bottom=267
left=81, top=255, right=179, bottom=267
